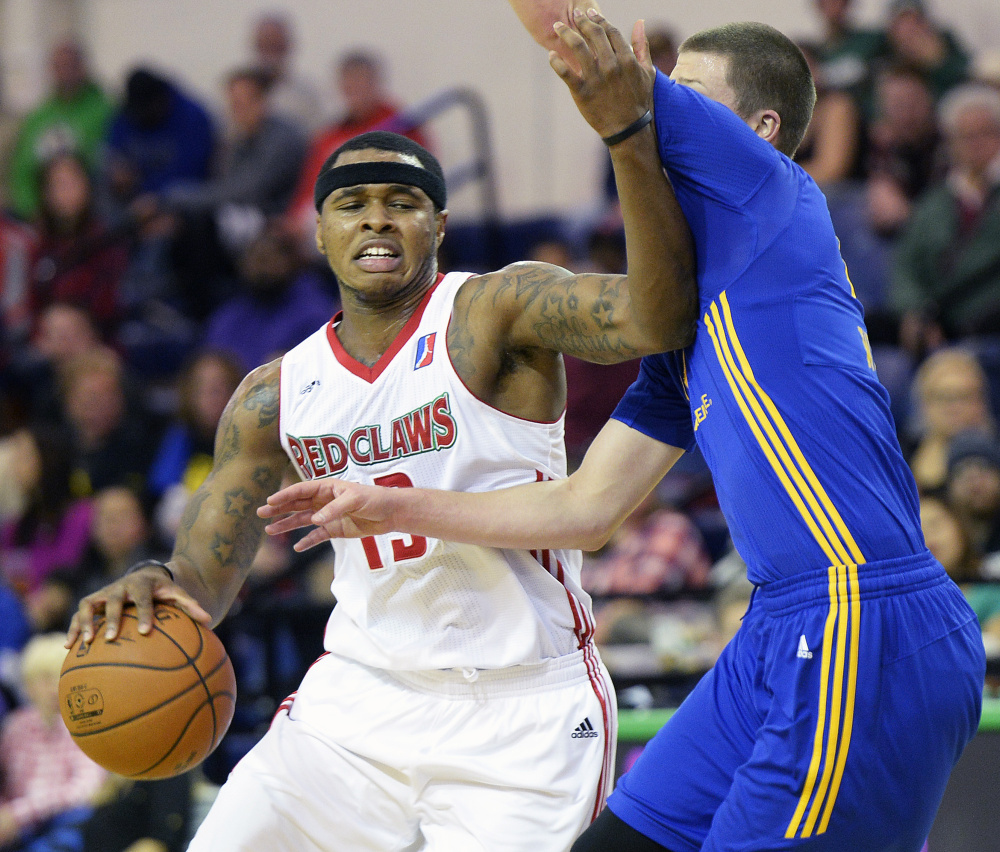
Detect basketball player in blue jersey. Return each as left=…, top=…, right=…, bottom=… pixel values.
left=260, top=6, right=987, bottom=851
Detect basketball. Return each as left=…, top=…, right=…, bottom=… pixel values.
left=59, top=603, right=236, bottom=779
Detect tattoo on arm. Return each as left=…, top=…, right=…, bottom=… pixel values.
left=172, top=371, right=288, bottom=590
left=469, top=267, right=640, bottom=363
left=174, top=489, right=211, bottom=570
left=448, top=303, right=478, bottom=379
left=243, top=377, right=280, bottom=426
left=214, top=416, right=240, bottom=468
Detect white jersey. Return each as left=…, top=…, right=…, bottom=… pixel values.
left=279, top=271, right=596, bottom=672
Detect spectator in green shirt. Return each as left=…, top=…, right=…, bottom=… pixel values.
left=6, top=40, right=113, bottom=221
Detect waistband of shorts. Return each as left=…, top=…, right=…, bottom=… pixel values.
left=754, top=549, right=948, bottom=614
left=380, top=645, right=604, bottom=698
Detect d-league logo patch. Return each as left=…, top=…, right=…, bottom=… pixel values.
left=414, top=333, right=436, bottom=370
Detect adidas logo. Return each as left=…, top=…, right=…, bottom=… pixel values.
left=797, top=634, right=813, bottom=659
left=571, top=717, right=599, bottom=739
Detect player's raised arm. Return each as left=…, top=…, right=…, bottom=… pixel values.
left=462, top=14, right=695, bottom=362
left=260, top=419, right=684, bottom=552
left=505, top=0, right=601, bottom=63
left=68, top=359, right=292, bottom=645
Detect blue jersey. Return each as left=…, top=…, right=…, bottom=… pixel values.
left=613, top=72, right=925, bottom=586
left=606, top=71, right=984, bottom=852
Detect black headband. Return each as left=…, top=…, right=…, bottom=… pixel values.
left=314, top=161, right=447, bottom=212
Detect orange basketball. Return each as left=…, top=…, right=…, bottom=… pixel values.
left=59, top=603, right=236, bottom=779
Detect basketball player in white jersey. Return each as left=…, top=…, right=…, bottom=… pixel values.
left=67, top=18, right=695, bottom=852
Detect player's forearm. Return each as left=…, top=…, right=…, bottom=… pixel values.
left=167, top=483, right=268, bottom=625
left=388, top=478, right=623, bottom=552
left=506, top=0, right=598, bottom=51
left=613, top=123, right=698, bottom=351
left=168, top=361, right=287, bottom=625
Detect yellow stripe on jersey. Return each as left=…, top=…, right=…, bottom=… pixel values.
left=704, top=293, right=865, bottom=839
left=836, top=238, right=857, bottom=300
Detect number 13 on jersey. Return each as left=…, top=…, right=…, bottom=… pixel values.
left=360, top=473, right=427, bottom=570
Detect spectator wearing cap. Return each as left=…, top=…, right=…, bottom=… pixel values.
left=946, top=429, right=1000, bottom=574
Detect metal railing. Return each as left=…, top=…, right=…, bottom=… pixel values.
left=377, top=87, right=504, bottom=267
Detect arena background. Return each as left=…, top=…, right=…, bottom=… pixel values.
left=2, top=1, right=998, bottom=846
left=2, top=0, right=998, bottom=224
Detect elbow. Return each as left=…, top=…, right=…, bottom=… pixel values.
left=672, top=315, right=698, bottom=349
left=575, top=517, right=622, bottom=553
left=639, top=305, right=699, bottom=354
left=634, top=270, right=700, bottom=353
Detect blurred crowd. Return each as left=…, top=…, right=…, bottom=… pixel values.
left=0, top=2, right=999, bottom=848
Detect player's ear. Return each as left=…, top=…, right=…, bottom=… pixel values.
left=315, top=213, right=325, bottom=254
left=751, top=109, right=781, bottom=146
left=435, top=209, right=448, bottom=249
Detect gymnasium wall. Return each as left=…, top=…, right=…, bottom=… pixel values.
left=3, top=0, right=999, bottom=221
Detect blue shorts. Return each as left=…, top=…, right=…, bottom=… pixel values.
left=609, top=551, right=986, bottom=851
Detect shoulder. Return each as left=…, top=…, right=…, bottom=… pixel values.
left=216, top=360, right=283, bottom=456
left=177, top=93, right=214, bottom=125
left=81, top=81, right=113, bottom=109
left=227, top=360, right=281, bottom=422
left=238, top=358, right=281, bottom=398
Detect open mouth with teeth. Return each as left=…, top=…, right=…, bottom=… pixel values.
left=356, top=245, right=401, bottom=272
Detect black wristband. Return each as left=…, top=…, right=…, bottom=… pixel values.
left=601, top=110, right=653, bottom=147
left=125, top=559, right=175, bottom=582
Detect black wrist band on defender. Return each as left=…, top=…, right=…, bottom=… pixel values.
left=601, top=110, right=653, bottom=147
left=125, top=559, right=175, bottom=582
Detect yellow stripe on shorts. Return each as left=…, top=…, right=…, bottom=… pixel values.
left=704, top=292, right=865, bottom=838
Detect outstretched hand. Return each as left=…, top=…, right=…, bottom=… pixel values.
left=549, top=10, right=655, bottom=140
left=258, top=478, right=398, bottom=552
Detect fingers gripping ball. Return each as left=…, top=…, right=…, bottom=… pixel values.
left=59, top=604, right=236, bottom=779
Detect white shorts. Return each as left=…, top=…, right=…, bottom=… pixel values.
left=188, top=646, right=616, bottom=852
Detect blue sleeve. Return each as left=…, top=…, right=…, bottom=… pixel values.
left=652, top=71, right=781, bottom=209
left=611, top=355, right=695, bottom=452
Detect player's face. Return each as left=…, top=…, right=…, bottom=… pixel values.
left=315, top=149, right=446, bottom=303
left=670, top=50, right=741, bottom=116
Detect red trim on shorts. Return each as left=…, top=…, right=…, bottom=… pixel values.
left=582, top=642, right=615, bottom=821
left=529, top=470, right=609, bottom=817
